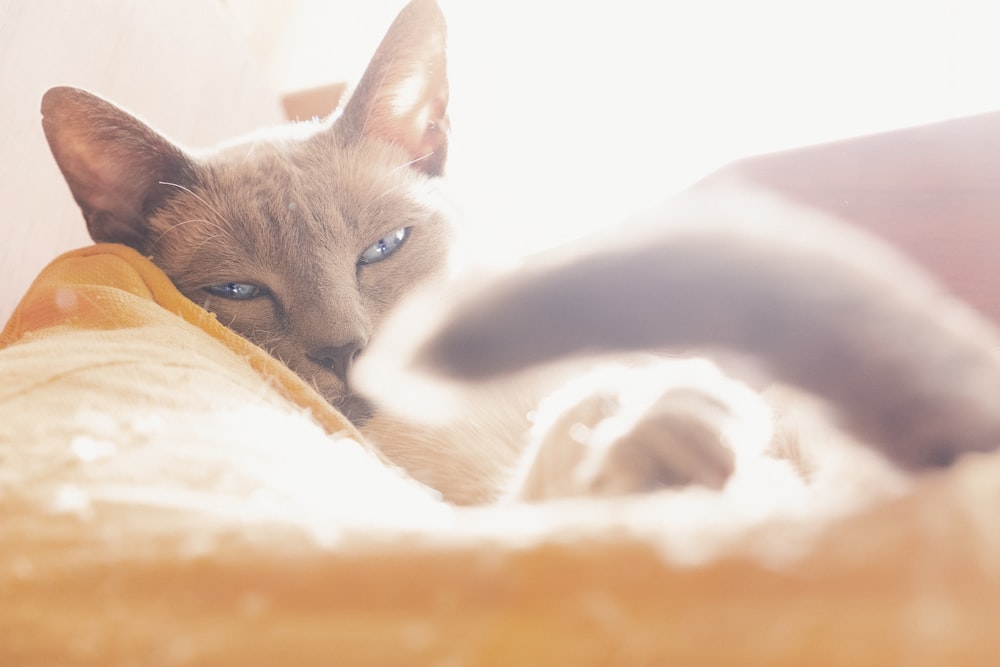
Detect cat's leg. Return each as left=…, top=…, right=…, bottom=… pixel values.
left=510, top=359, right=775, bottom=501
left=413, top=190, right=1000, bottom=471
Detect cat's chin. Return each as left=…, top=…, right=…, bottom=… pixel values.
left=334, top=394, right=376, bottom=427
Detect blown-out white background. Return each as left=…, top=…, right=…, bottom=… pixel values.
left=229, top=0, right=1000, bottom=259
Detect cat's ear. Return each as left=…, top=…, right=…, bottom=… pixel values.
left=337, top=0, right=450, bottom=176
left=41, top=86, right=197, bottom=250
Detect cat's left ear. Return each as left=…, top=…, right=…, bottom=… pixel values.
left=337, top=0, right=450, bottom=176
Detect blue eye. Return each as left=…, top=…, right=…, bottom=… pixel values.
left=203, top=282, right=265, bottom=300
left=359, top=227, right=410, bottom=266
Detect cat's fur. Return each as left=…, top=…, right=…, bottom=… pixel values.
left=42, top=0, right=452, bottom=427
left=400, top=187, right=1000, bottom=474
left=42, top=0, right=999, bottom=508
left=42, top=0, right=543, bottom=504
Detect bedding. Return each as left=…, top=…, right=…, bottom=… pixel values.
left=2, top=243, right=999, bottom=665
left=0, top=243, right=358, bottom=438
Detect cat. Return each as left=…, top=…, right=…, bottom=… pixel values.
left=387, top=186, right=1000, bottom=477
left=42, top=0, right=453, bottom=429
left=41, top=0, right=561, bottom=505
left=41, top=0, right=770, bottom=507
left=43, top=0, right=994, bottom=510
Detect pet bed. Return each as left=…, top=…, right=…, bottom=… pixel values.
left=2, top=213, right=999, bottom=665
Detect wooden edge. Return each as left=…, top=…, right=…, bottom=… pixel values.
left=281, top=82, right=348, bottom=121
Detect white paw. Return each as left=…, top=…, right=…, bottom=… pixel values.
left=513, top=358, right=774, bottom=501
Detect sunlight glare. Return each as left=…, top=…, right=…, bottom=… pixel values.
left=232, top=0, right=1000, bottom=262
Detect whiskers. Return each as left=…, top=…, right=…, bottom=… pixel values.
left=386, top=153, right=434, bottom=177
left=244, top=329, right=350, bottom=405
left=267, top=340, right=351, bottom=408
left=149, top=219, right=225, bottom=254
left=241, top=139, right=262, bottom=164
left=373, top=184, right=403, bottom=202
left=150, top=182, right=235, bottom=252
left=372, top=154, right=434, bottom=203
left=159, top=181, right=227, bottom=220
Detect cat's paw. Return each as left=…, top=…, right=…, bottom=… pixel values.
left=513, top=359, right=773, bottom=501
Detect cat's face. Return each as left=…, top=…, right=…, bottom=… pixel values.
left=150, top=131, right=453, bottom=422
left=41, top=0, right=451, bottom=424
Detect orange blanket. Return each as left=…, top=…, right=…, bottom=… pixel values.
left=0, top=243, right=358, bottom=440
left=2, top=244, right=999, bottom=665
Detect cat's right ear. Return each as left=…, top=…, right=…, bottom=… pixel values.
left=336, top=0, right=450, bottom=176
left=41, top=86, right=197, bottom=251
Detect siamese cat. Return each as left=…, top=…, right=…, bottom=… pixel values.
left=42, top=0, right=1000, bottom=508
left=42, top=0, right=452, bottom=429
left=43, top=0, right=547, bottom=504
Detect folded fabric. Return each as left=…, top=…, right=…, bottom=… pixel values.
left=3, top=245, right=1000, bottom=665
left=0, top=243, right=361, bottom=447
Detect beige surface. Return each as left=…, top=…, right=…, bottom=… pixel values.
left=1, top=245, right=998, bottom=663
left=0, top=0, right=284, bottom=323
left=4, top=451, right=999, bottom=665
left=1, top=247, right=998, bottom=662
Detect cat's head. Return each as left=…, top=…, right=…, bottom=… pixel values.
left=41, top=0, right=452, bottom=424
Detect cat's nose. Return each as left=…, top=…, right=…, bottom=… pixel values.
left=308, top=340, right=365, bottom=383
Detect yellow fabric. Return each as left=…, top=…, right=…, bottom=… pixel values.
left=0, top=243, right=360, bottom=444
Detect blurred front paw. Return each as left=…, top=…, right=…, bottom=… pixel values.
left=514, top=359, right=773, bottom=501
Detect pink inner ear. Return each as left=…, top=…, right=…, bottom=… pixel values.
left=376, top=64, right=450, bottom=174
left=336, top=0, right=450, bottom=175
left=67, top=141, right=146, bottom=221
left=41, top=87, right=196, bottom=246
left=46, top=117, right=165, bottom=228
